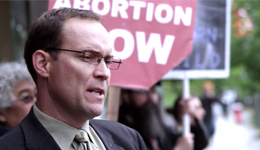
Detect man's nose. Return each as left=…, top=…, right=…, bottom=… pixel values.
left=94, top=59, right=110, bottom=80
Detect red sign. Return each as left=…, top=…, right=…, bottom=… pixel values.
left=48, top=0, right=197, bottom=90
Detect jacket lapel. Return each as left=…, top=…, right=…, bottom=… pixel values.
left=21, top=108, right=61, bottom=150
left=90, top=120, right=124, bottom=150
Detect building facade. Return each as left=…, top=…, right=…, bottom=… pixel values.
left=0, top=0, right=47, bottom=62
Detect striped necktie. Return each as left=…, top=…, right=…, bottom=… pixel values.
left=74, top=129, right=98, bottom=150
left=74, top=130, right=89, bottom=150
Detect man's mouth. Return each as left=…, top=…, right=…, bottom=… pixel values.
left=87, top=88, right=104, bottom=96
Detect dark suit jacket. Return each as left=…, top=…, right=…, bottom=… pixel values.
left=0, top=109, right=147, bottom=150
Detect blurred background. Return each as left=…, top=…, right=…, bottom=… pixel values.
left=162, top=0, right=260, bottom=130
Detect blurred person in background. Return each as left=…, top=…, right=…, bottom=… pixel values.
left=0, top=62, right=36, bottom=136
left=200, top=81, right=219, bottom=138
left=119, top=84, right=194, bottom=150
left=167, top=95, right=209, bottom=150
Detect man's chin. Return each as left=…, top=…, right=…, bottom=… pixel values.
left=90, top=107, right=104, bottom=119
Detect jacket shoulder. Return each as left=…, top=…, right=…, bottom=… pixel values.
left=90, top=119, right=147, bottom=150
left=90, top=119, right=138, bottom=137
left=90, top=119, right=132, bottom=130
left=0, top=125, right=26, bottom=150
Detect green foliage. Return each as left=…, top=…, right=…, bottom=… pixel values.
left=230, top=0, right=260, bottom=97
left=161, top=80, right=182, bottom=107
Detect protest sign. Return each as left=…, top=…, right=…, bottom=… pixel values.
left=163, top=0, right=231, bottom=80
left=48, top=0, right=197, bottom=89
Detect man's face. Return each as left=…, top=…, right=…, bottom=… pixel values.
left=48, top=18, right=112, bottom=122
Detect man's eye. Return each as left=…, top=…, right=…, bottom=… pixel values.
left=83, top=55, right=95, bottom=61
left=105, top=60, right=112, bottom=65
left=105, top=57, right=113, bottom=64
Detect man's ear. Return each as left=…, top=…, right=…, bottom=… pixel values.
left=32, top=50, right=51, bottom=78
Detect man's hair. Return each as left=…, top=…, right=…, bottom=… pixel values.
left=24, top=8, right=101, bottom=82
left=0, top=62, right=33, bottom=110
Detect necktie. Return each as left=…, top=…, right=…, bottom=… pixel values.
left=74, top=130, right=89, bottom=150
left=74, top=130, right=98, bottom=150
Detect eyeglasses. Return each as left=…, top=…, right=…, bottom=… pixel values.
left=45, top=48, right=122, bottom=70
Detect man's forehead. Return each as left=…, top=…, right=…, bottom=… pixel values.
left=61, top=18, right=112, bottom=54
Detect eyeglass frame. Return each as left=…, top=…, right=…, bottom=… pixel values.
left=45, top=48, right=122, bottom=70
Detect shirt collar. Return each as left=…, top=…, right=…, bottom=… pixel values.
left=33, top=105, right=90, bottom=150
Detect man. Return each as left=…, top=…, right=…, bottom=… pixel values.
left=0, top=8, right=146, bottom=150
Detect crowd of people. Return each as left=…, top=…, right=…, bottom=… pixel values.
left=0, top=7, right=223, bottom=150
left=118, top=83, right=214, bottom=150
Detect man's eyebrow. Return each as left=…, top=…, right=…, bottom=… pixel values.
left=84, top=49, right=100, bottom=53
left=105, top=55, right=114, bottom=58
left=84, top=49, right=113, bottom=57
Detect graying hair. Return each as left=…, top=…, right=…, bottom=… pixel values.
left=0, top=62, right=33, bottom=110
